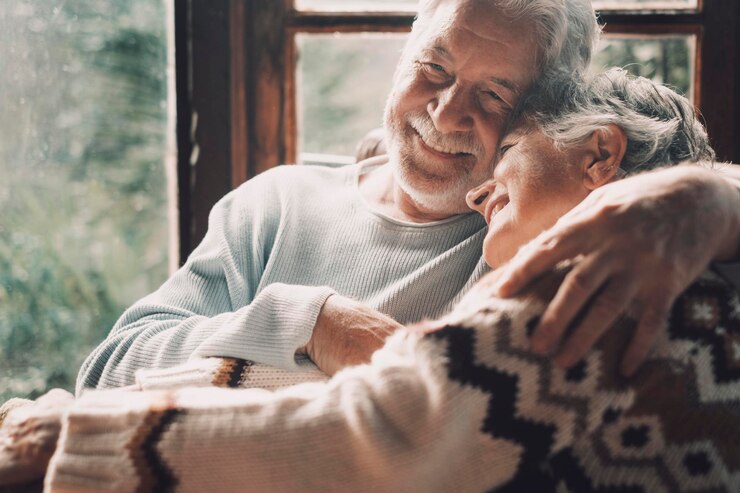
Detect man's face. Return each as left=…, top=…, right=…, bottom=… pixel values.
left=383, top=0, right=539, bottom=215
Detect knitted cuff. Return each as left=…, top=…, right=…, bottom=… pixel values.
left=191, top=283, right=336, bottom=370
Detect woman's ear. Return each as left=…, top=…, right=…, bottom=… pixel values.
left=580, top=124, right=627, bottom=190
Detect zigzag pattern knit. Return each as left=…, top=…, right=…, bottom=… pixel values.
left=44, top=266, right=739, bottom=492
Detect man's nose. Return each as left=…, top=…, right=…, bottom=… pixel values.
left=465, top=179, right=496, bottom=216
left=428, top=84, right=474, bottom=134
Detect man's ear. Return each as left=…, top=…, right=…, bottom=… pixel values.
left=580, top=124, right=627, bottom=190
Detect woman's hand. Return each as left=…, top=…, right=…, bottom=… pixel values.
left=0, top=389, right=74, bottom=487
left=493, top=165, right=740, bottom=376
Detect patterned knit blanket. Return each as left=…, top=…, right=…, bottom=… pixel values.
left=432, top=265, right=740, bottom=492
left=2, top=266, right=738, bottom=492
left=130, top=264, right=740, bottom=492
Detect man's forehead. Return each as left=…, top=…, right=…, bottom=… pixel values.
left=416, top=19, right=535, bottom=92
left=428, top=2, right=531, bottom=46
left=420, top=2, right=535, bottom=52
left=424, top=43, right=522, bottom=94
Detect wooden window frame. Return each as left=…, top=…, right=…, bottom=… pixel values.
left=174, top=0, right=740, bottom=261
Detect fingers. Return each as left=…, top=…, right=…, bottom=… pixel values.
left=620, top=298, right=673, bottom=377
left=495, top=227, right=584, bottom=297
left=0, top=410, right=61, bottom=486
left=553, top=276, right=640, bottom=369
left=530, top=255, right=611, bottom=355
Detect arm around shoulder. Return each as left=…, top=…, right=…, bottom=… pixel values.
left=707, top=162, right=740, bottom=261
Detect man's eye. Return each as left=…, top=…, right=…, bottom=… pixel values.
left=479, top=90, right=510, bottom=113
left=485, top=90, right=503, bottom=102
left=422, top=62, right=448, bottom=76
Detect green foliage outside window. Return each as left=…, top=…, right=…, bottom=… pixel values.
left=593, top=37, right=692, bottom=97
left=0, top=0, right=169, bottom=401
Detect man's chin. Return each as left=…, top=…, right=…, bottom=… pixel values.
left=395, top=163, right=471, bottom=215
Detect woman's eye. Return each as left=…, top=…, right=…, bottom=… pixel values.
left=499, top=144, right=514, bottom=156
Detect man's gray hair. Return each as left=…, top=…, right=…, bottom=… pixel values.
left=415, top=0, right=600, bottom=77
left=517, top=68, right=715, bottom=173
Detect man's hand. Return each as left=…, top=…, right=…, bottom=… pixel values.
left=494, top=165, right=740, bottom=376
left=306, top=294, right=403, bottom=376
left=0, top=389, right=74, bottom=487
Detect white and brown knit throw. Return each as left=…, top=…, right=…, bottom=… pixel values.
left=5, top=266, right=738, bottom=492
left=430, top=266, right=740, bottom=492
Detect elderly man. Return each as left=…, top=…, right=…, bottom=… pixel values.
left=77, top=0, right=739, bottom=392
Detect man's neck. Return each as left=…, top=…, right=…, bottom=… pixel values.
left=358, top=160, right=458, bottom=223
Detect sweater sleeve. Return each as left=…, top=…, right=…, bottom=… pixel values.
left=49, top=330, right=520, bottom=493
left=76, top=171, right=337, bottom=394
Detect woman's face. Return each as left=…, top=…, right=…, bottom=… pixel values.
left=466, top=123, right=591, bottom=268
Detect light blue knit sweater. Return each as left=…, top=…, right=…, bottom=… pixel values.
left=76, top=161, right=489, bottom=393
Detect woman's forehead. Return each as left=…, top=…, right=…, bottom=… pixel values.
left=502, top=120, right=539, bottom=143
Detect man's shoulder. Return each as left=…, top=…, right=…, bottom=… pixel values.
left=250, top=163, right=360, bottom=188
left=224, top=163, right=361, bottom=212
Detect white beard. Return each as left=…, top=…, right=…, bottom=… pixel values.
left=392, top=145, right=476, bottom=215
left=383, top=107, right=488, bottom=216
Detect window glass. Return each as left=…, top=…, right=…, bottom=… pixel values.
left=593, top=35, right=695, bottom=99
left=297, top=32, right=695, bottom=163
left=296, top=0, right=698, bottom=12
left=297, top=33, right=406, bottom=161
left=296, top=0, right=417, bottom=12
left=0, top=0, right=171, bottom=400
left=593, top=0, right=698, bottom=10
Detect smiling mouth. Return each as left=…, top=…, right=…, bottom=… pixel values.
left=484, top=195, right=509, bottom=224
left=413, top=129, right=474, bottom=159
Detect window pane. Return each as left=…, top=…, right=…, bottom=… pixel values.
left=297, top=0, right=698, bottom=12
left=296, top=0, right=416, bottom=12
left=297, top=33, right=406, bottom=161
left=297, top=33, right=695, bottom=162
left=0, top=0, right=172, bottom=400
left=592, top=35, right=695, bottom=100
left=593, top=0, right=697, bottom=10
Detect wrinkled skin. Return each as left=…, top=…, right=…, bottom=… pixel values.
left=307, top=294, right=402, bottom=376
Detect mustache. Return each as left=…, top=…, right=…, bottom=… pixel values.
left=408, top=113, right=484, bottom=157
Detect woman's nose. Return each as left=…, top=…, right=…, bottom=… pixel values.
left=465, top=179, right=496, bottom=216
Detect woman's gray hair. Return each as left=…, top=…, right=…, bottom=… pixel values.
left=414, top=0, right=600, bottom=77
left=515, top=68, right=715, bottom=173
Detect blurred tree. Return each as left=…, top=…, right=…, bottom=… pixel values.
left=299, top=34, right=405, bottom=157
left=0, top=0, right=168, bottom=401
left=0, top=228, right=118, bottom=398
left=592, top=37, right=691, bottom=96
left=300, top=37, right=364, bottom=156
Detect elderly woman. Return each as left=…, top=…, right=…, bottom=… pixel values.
left=2, top=70, right=738, bottom=493
left=467, top=68, right=716, bottom=268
